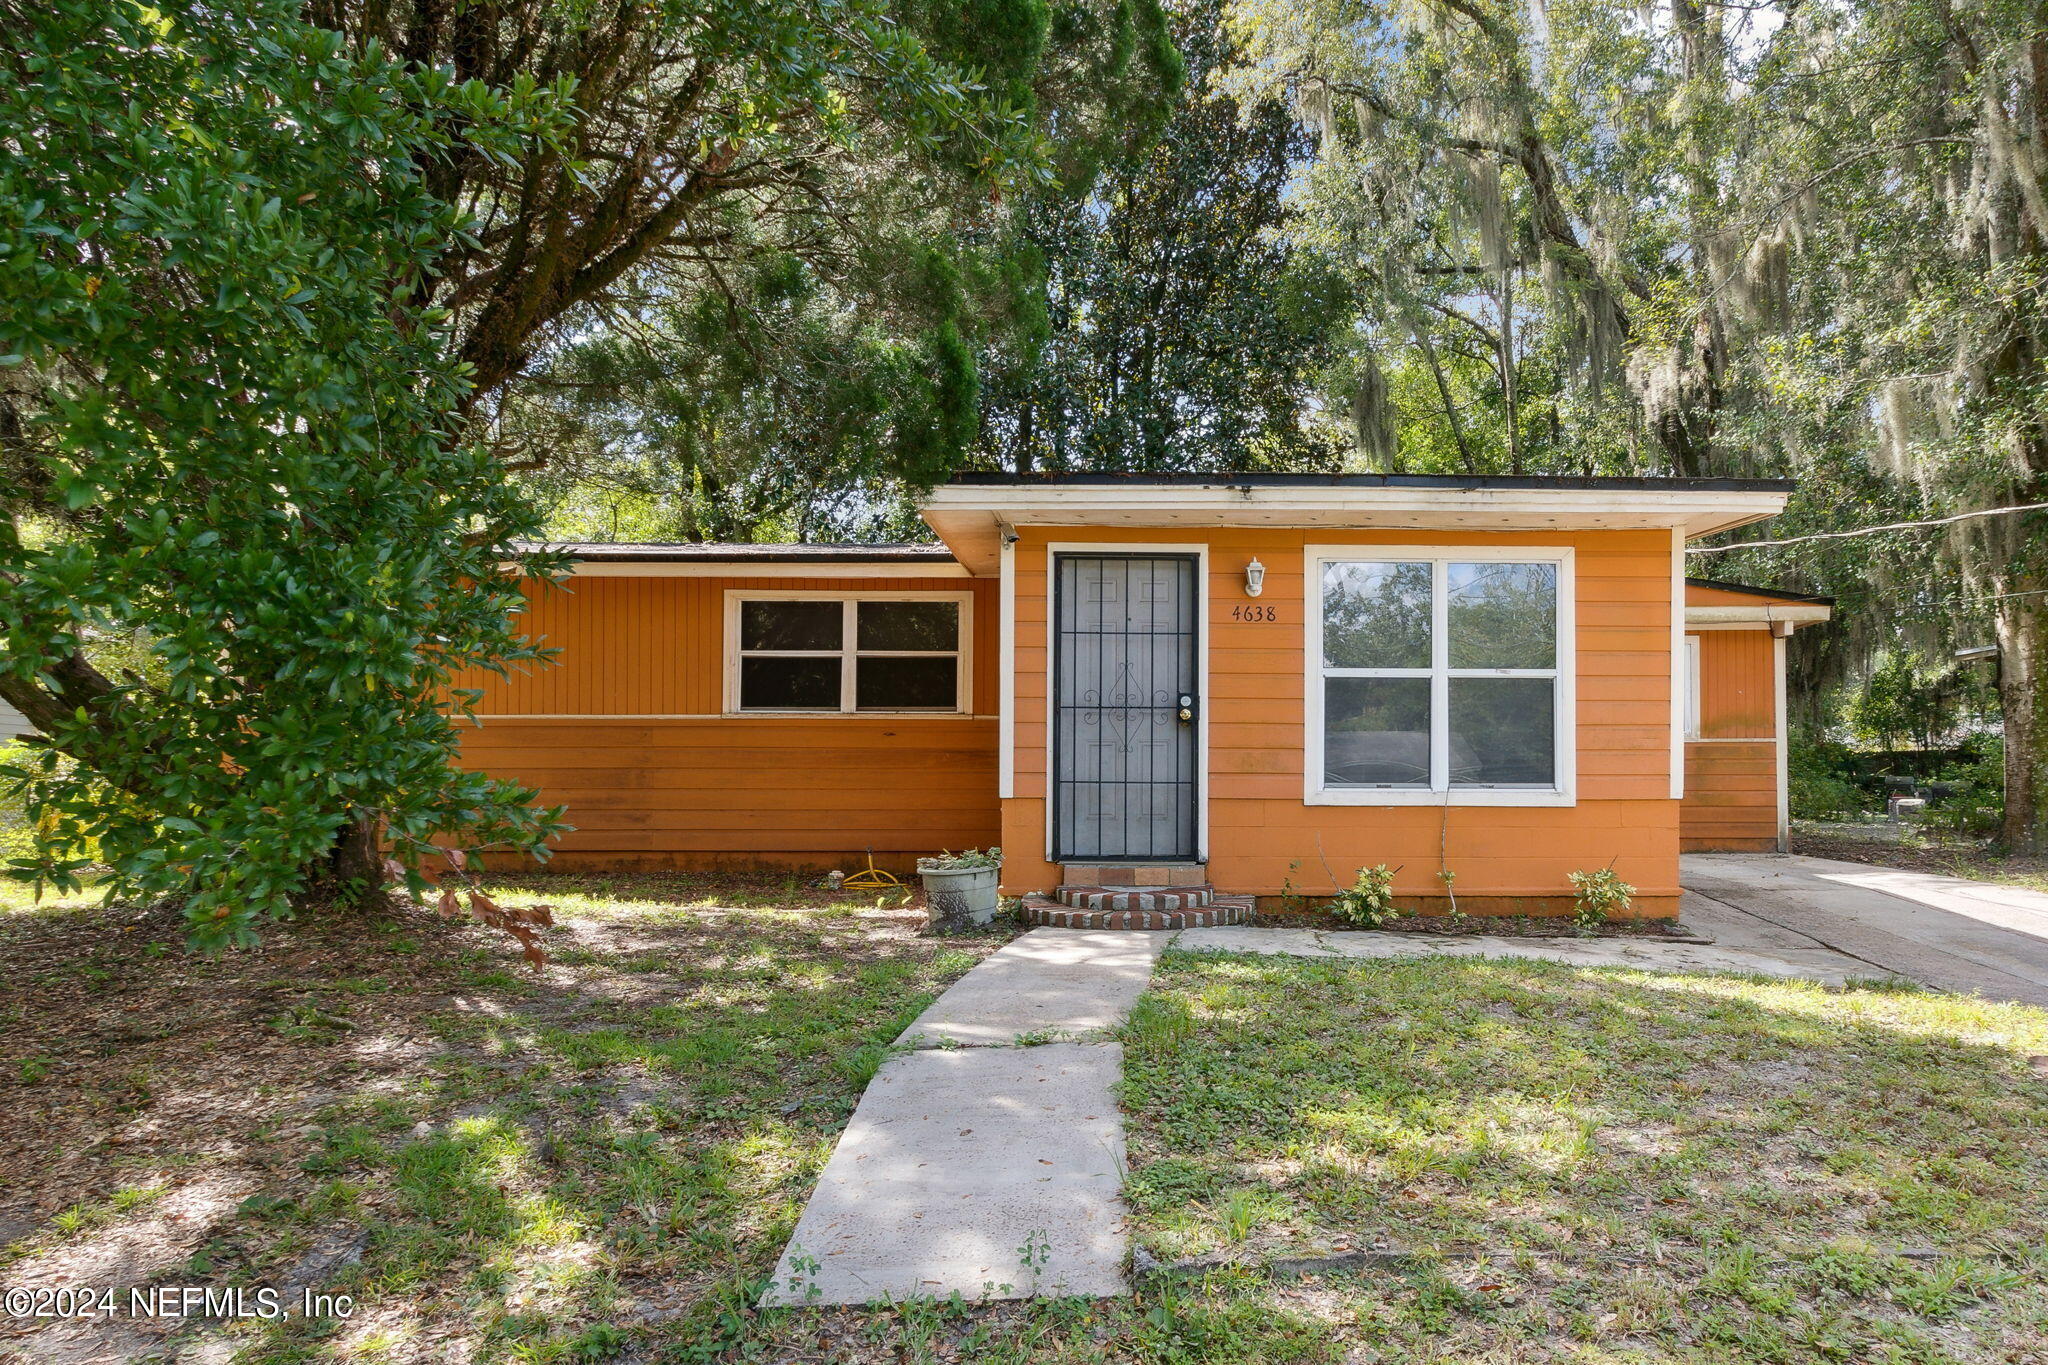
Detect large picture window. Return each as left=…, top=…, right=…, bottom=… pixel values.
left=727, top=592, right=970, bottom=713
left=1308, top=549, right=1572, bottom=805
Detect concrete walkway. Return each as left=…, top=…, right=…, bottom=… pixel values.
left=763, top=858, right=2048, bottom=1309
left=760, top=932, right=1169, bottom=1306
left=1682, top=853, right=2048, bottom=1007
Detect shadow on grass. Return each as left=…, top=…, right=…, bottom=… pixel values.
left=1107, top=951, right=2048, bottom=1363
left=0, top=881, right=1003, bottom=1363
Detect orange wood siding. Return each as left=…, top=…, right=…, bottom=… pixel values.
left=1692, top=628, right=1774, bottom=737
left=1682, top=627, right=1780, bottom=851
left=1006, top=527, right=1681, bottom=916
left=449, top=575, right=995, bottom=715
left=1681, top=738, right=1778, bottom=852
left=449, top=574, right=1000, bottom=870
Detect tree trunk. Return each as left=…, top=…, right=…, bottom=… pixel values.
left=299, top=811, right=395, bottom=911
left=1996, top=588, right=2048, bottom=853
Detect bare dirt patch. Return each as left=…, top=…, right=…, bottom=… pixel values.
left=0, top=873, right=1010, bottom=1362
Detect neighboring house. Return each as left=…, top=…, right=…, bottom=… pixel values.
left=0, top=697, right=31, bottom=740
left=451, top=473, right=1831, bottom=919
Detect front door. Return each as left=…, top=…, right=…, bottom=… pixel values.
left=1052, top=554, right=1200, bottom=862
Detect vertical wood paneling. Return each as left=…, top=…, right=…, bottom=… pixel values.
left=1695, top=629, right=1774, bottom=737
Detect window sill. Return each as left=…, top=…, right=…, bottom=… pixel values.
left=1306, top=788, right=1577, bottom=808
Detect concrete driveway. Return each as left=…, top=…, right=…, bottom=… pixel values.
left=1682, top=853, right=2048, bottom=1007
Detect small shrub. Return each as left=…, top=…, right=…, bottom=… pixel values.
left=1329, top=864, right=1399, bottom=927
left=917, top=846, right=1002, bottom=872
left=1567, top=867, right=1635, bottom=934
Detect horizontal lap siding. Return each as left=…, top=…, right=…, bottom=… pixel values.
left=1007, top=528, right=1680, bottom=911
left=448, top=574, right=996, bottom=715
left=448, top=575, right=1000, bottom=869
left=1682, top=628, right=1779, bottom=851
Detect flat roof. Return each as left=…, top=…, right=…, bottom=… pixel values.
left=922, top=472, right=1795, bottom=574
left=1686, top=576, right=1834, bottom=606
left=947, top=471, right=1796, bottom=493
left=518, top=541, right=952, bottom=563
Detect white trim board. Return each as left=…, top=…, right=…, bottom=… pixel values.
left=1670, top=527, right=1686, bottom=801
left=998, top=528, right=1017, bottom=799
left=1686, top=604, right=1832, bottom=627
left=1303, top=544, right=1577, bottom=808
left=1042, top=541, right=1211, bottom=863
left=558, top=561, right=970, bottom=580
left=923, top=484, right=1789, bottom=573
left=1775, top=631, right=1791, bottom=853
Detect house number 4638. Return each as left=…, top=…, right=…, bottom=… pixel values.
left=1230, top=604, right=1277, bottom=622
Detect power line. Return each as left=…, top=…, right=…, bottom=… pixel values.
left=1685, top=499, right=2048, bottom=554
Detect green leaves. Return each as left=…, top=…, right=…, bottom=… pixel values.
left=0, top=0, right=566, bottom=950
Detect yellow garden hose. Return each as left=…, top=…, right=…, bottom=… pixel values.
left=840, top=849, right=903, bottom=891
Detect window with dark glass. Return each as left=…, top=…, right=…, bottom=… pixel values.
left=735, top=597, right=963, bottom=711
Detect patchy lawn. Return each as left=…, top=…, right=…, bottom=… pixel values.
left=11, top=893, right=2048, bottom=1365
left=0, top=872, right=1012, bottom=1363
left=1108, top=950, right=2048, bottom=1363
left=1794, top=824, right=2048, bottom=895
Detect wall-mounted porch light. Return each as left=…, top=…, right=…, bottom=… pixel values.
left=1244, top=557, right=1266, bottom=598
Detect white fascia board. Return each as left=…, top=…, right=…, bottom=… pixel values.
left=921, top=485, right=1788, bottom=573
left=553, top=560, right=970, bottom=579
left=1684, top=604, right=1832, bottom=627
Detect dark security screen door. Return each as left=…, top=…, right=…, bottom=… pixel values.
left=1053, top=554, right=1199, bottom=861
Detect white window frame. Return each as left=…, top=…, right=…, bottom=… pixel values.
left=1304, top=545, right=1576, bottom=807
left=722, top=589, right=973, bottom=716
left=1684, top=635, right=1702, bottom=740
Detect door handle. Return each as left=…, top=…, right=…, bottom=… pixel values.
left=1177, top=693, right=1196, bottom=724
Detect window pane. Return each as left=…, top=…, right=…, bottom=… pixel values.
left=741, top=600, right=841, bottom=651
left=1449, top=677, right=1555, bottom=786
left=740, top=656, right=840, bottom=709
left=858, top=600, right=958, bottom=652
left=1323, top=677, right=1432, bottom=786
left=856, top=656, right=957, bottom=710
left=1322, top=562, right=1433, bottom=668
left=1448, top=562, right=1556, bottom=669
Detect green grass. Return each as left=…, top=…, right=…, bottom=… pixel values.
left=752, top=951, right=2048, bottom=1362
left=0, top=873, right=1010, bottom=1363
left=1101, top=950, right=2048, bottom=1362
left=14, top=883, right=2048, bottom=1364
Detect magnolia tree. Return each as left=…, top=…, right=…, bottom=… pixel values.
left=0, top=0, right=573, bottom=948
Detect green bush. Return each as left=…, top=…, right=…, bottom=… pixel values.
left=1567, top=867, right=1634, bottom=934
left=1788, top=731, right=1877, bottom=820
left=1329, top=864, right=1399, bottom=927
left=1922, top=734, right=2003, bottom=837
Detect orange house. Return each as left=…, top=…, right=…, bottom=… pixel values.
left=1681, top=577, right=1833, bottom=853
left=453, top=474, right=1831, bottom=919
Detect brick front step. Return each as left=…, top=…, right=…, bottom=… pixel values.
left=1021, top=894, right=1254, bottom=931
left=1056, top=884, right=1215, bottom=911
left=1059, top=863, right=1208, bottom=888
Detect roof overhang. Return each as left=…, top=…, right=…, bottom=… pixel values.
left=1685, top=603, right=1834, bottom=631
left=919, top=479, right=1791, bottom=575
left=508, top=543, right=968, bottom=579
